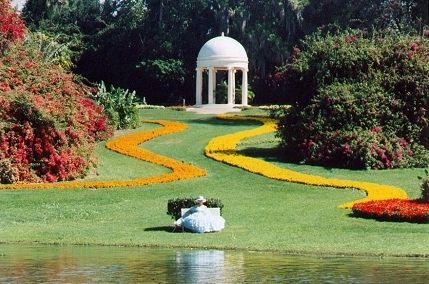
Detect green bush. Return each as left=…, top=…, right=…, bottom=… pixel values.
left=420, top=169, right=429, bottom=202
left=167, top=197, right=224, bottom=220
left=275, top=30, right=429, bottom=169
left=90, top=81, right=140, bottom=130
left=215, top=81, right=255, bottom=104
left=25, top=32, right=75, bottom=70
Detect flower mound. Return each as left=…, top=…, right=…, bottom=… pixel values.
left=0, top=0, right=111, bottom=183
left=0, top=44, right=111, bottom=183
left=0, top=120, right=206, bottom=190
left=352, top=199, right=429, bottom=223
left=205, top=115, right=408, bottom=208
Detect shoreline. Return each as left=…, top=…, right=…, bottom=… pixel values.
left=1, top=240, right=428, bottom=259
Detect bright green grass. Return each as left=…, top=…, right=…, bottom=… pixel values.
left=0, top=108, right=428, bottom=257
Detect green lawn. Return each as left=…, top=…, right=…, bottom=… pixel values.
left=0, top=108, right=428, bottom=257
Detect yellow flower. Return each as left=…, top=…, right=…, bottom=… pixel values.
left=0, top=120, right=206, bottom=190
left=205, top=115, right=408, bottom=208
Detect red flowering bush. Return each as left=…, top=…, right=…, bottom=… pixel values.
left=0, top=7, right=112, bottom=183
left=352, top=199, right=429, bottom=223
left=276, top=30, right=429, bottom=169
left=0, top=0, right=25, bottom=51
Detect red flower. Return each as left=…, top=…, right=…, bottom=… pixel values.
left=352, top=199, right=429, bottom=223
left=371, top=126, right=382, bottom=134
left=345, top=35, right=358, bottom=43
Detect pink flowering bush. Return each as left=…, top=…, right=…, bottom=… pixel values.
left=0, top=0, right=25, bottom=51
left=276, top=30, right=429, bottom=169
left=0, top=3, right=112, bottom=183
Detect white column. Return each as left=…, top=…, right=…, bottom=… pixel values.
left=213, top=69, right=217, bottom=104
left=208, top=67, right=214, bottom=104
left=241, top=68, right=248, bottom=106
left=195, top=68, right=203, bottom=105
left=227, top=67, right=234, bottom=105
left=232, top=70, right=237, bottom=103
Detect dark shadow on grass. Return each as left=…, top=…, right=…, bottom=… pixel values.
left=347, top=213, right=429, bottom=224
left=180, top=116, right=262, bottom=127
left=144, top=226, right=175, bottom=232
left=237, top=147, right=283, bottom=162
left=144, top=226, right=194, bottom=233
left=237, top=146, right=367, bottom=173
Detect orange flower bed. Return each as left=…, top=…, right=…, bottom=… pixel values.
left=0, top=120, right=206, bottom=190
left=352, top=199, right=429, bottom=223
left=205, top=115, right=408, bottom=208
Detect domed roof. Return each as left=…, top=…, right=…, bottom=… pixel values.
left=197, top=33, right=248, bottom=67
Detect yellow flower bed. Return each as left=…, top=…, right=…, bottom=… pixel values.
left=205, top=115, right=408, bottom=208
left=0, top=120, right=206, bottom=190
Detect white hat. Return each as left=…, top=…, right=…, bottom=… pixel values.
left=195, top=196, right=206, bottom=203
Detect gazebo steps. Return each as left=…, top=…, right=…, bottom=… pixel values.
left=187, top=104, right=244, bottom=114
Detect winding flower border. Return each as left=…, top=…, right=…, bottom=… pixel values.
left=0, top=120, right=206, bottom=190
left=204, top=115, right=408, bottom=208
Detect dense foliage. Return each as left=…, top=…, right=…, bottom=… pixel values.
left=302, top=0, right=428, bottom=35
left=420, top=168, right=429, bottom=201
left=0, top=1, right=111, bottom=183
left=167, top=197, right=224, bottom=221
left=90, top=81, right=140, bottom=130
left=21, top=0, right=428, bottom=105
left=22, top=0, right=303, bottom=105
left=276, top=30, right=429, bottom=169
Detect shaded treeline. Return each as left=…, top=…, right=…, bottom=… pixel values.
left=22, top=0, right=428, bottom=104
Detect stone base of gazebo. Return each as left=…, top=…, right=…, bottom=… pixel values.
left=187, top=104, right=245, bottom=115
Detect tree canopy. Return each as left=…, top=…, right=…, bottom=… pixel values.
left=21, top=0, right=428, bottom=104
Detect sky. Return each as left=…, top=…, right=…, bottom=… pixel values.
left=11, top=0, right=25, bottom=10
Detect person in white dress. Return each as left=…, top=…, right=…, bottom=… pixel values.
left=176, top=196, right=225, bottom=233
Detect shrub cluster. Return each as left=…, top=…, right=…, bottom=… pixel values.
left=90, top=81, right=140, bottom=130
left=167, top=197, right=224, bottom=221
left=275, top=30, right=429, bottom=169
left=0, top=4, right=111, bottom=183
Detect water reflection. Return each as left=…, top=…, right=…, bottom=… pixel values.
left=174, top=250, right=243, bottom=283
left=0, top=245, right=428, bottom=283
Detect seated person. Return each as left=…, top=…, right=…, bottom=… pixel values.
left=175, top=196, right=225, bottom=233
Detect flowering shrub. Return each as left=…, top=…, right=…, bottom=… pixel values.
left=0, top=41, right=111, bottom=183
left=352, top=199, right=429, bottom=223
left=0, top=120, right=206, bottom=189
left=275, top=30, right=429, bottom=169
left=205, top=115, right=408, bottom=209
left=0, top=0, right=25, bottom=51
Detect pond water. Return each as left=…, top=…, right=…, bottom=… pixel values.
left=0, top=245, right=428, bottom=283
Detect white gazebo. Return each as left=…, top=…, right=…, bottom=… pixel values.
left=194, top=33, right=248, bottom=112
